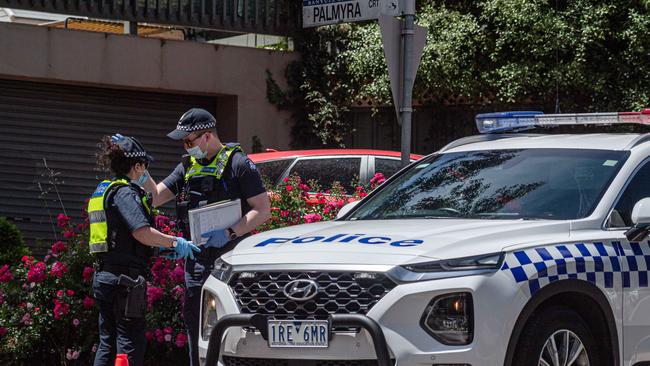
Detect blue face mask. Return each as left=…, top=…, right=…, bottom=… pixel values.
left=186, top=145, right=207, bottom=159
left=135, top=169, right=149, bottom=187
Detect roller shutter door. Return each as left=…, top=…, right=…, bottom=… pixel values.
left=0, top=78, right=217, bottom=253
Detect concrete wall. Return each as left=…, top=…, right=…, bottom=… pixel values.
left=0, top=21, right=298, bottom=151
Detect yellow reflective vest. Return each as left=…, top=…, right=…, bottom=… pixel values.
left=88, top=179, right=152, bottom=254
left=184, top=144, right=241, bottom=182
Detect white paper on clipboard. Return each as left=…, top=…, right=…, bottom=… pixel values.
left=188, top=199, right=241, bottom=245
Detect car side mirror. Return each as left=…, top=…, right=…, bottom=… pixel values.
left=625, top=198, right=650, bottom=241
left=336, top=201, right=360, bottom=220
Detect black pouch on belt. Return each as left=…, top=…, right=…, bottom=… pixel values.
left=117, top=274, right=147, bottom=319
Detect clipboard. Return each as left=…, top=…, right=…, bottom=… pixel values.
left=188, top=199, right=242, bottom=245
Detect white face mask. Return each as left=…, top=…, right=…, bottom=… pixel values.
left=135, top=169, right=149, bottom=187
left=186, top=145, right=207, bottom=159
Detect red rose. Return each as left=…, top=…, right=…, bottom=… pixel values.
left=82, top=267, right=95, bottom=282
left=83, top=296, right=95, bottom=309
left=175, top=332, right=188, bottom=348
left=50, top=262, right=69, bottom=279
left=51, top=241, right=67, bottom=256
left=27, top=262, right=47, bottom=283
left=57, top=213, right=70, bottom=228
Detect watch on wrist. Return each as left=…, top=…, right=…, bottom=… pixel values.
left=227, top=228, right=237, bottom=241
left=171, top=238, right=177, bottom=248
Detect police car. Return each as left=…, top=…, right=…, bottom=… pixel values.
left=200, top=109, right=650, bottom=366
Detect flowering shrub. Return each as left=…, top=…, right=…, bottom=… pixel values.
left=0, top=173, right=387, bottom=365
left=258, top=173, right=385, bottom=232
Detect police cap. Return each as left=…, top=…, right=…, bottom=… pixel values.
left=115, top=135, right=154, bottom=162
left=167, top=108, right=217, bottom=140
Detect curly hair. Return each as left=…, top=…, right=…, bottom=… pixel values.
left=96, top=136, right=146, bottom=176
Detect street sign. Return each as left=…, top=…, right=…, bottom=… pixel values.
left=303, top=0, right=398, bottom=28
left=379, top=14, right=427, bottom=123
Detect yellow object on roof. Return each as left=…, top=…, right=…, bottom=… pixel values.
left=49, top=18, right=185, bottom=40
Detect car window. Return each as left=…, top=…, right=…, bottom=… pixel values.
left=256, top=159, right=294, bottom=186
left=289, top=157, right=361, bottom=193
left=350, top=149, right=627, bottom=221
left=375, top=158, right=403, bottom=178
left=609, top=161, right=650, bottom=228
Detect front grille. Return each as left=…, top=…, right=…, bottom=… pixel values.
left=222, top=356, right=393, bottom=366
left=228, top=271, right=396, bottom=325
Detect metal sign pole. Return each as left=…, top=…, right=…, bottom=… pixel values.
left=400, top=0, right=415, bottom=167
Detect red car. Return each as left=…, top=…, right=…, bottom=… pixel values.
left=249, top=149, right=422, bottom=193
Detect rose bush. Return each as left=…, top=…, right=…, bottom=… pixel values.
left=0, top=173, right=386, bottom=365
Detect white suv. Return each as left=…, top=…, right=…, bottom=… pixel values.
left=200, top=110, right=650, bottom=366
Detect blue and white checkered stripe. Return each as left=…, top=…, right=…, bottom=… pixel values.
left=502, top=241, right=650, bottom=295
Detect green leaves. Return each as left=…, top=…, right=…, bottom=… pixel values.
left=269, top=0, right=650, bottom=145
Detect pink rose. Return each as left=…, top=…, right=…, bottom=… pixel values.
left=155, top=328, right=164, bottom=343
left=0, top=265, right=13, bottom=283
left=27, top=262, right=47, bottom=283
left=63, top=230, right=74, bottom=239
left=65, top=349, right=80, bottom=360
left=72, top=318, right=80, bottom=327
left=147, top=287, right=164, bottom=307
left=51, top=241, right=67, bottom=256
left=83, top=267, right=95, bottom=282
left=83, top=296, right=95, bottom=309
left=56, top=213, right=70, bottom=228
left=92, top=344, right=97, bottom=353
left=175, top=332, right=188, bottom=348
left=171, top=286, right=185, bottom=300
left=53, top=299, right=70, bottom=320
left=304, top=213, right=322, bottom=223
left=170, top=266, right=185, bottom=284
left=56, top=290, right=64, bottom=298
left=21, top=313, right=33, bottom=326
left=66, top=289, right=75, bottom=296
left=164, top=334, right=172, bottom=342
left=164, top=326, right=173, bottom=335
left=50, top=262, right=68, bottom=279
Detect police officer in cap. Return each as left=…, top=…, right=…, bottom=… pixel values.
left=91, top=134, right=201, bottom=366
left=143, top=109, right=270, bottom=366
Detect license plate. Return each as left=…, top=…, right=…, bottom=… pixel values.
left=267, top=320, right=329, bottom=348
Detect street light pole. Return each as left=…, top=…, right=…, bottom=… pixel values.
left=400, top=0, right=415, bottom=167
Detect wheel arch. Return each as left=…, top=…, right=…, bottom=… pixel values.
left=503, top=279, right=619, bottom=366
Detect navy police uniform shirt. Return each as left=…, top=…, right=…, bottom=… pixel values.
left=97, top=182, right=152, bottom=269
left=162, top=150, right=266, bottom=215
left=110, top=185, right=151, bottom=233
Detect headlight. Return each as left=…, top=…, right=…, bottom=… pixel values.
left=201, top=290, right=218, bottom=341
left=420, top=292, right=473, bottom=345
left=389, top=252, right=504, bottom=282
left=211, top=258, right=233, bottom=282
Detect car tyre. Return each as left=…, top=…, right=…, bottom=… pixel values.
left=512, top=306, right=600, bottom=366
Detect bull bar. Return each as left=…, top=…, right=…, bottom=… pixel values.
left=204, top=313, right=393, bottom=366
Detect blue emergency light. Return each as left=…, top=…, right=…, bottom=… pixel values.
left=475, top=109, right=650, bottom=134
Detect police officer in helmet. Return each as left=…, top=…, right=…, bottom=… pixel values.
left=91, top=135, right=201, bottom=366
left=143, top=109, right=271, bottom=366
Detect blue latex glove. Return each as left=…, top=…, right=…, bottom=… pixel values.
left=201, top=229, right=229, bottom=248
left=161, top=237, right=201, bottom=260
left=111, top=133, right=125, bottom=143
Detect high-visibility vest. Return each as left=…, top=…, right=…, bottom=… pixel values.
left=184, top=144, right=241, bottom=182
left=88, top=179, right=152, bottom=254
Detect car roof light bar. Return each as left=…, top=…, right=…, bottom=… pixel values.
left=475, top=109, right=650, bottom=134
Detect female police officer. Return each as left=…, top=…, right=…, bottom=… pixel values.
left=90, top=134, right=200, bottom=366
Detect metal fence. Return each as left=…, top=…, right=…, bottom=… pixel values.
left=0, top=0, right=299, bottom=35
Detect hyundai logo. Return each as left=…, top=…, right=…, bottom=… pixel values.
left=283, top=279, right=319, bottom=301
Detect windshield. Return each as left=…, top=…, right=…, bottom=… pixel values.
left=349, top=149, right=628, bottom=221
